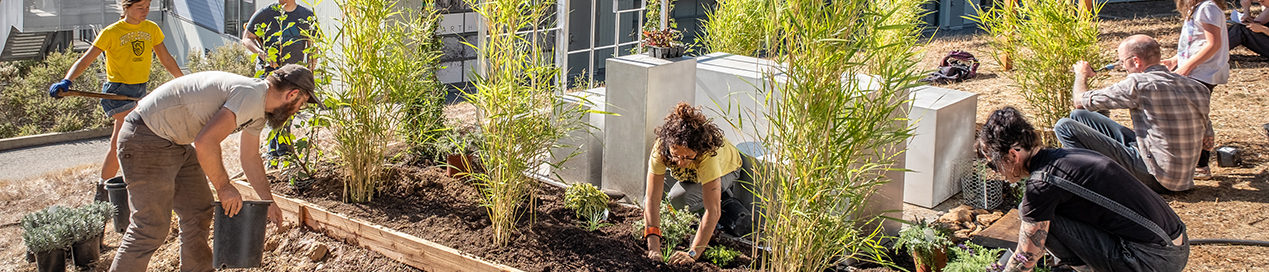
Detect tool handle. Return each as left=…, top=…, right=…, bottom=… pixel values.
left=61, top=89, right=141, bottom=101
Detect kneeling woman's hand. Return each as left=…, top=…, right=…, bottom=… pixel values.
left=670, top=250, right=696, bottom=265
left=646, top=235, right=663, bottom=261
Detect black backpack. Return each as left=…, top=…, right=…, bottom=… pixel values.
left=920, top=50, right=980, bottom=85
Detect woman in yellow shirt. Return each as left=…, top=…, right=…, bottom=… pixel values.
left=48, top=0, right=183, bottom=197
left=641, top=102, right=746, bottom=265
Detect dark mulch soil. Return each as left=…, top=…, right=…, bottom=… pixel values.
left=267, top=161, right=750, bottom=272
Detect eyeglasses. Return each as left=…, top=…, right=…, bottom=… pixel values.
left=669, top=153, right=698, bottom=162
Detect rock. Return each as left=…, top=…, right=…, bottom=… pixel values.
left=938, top=208, right=975, bottom=224
left=954, top=229, right=973, bottom=240
left=264, top=237, right=281, bottom=252
left=308, top=243, right=329, bottom=262
left=969, top=225, right=984, bottom=237
left=601, top=189, right=626, bottom=201
left=961, top=221, right=976, bottom=230
left=933, top=220, right=962, bottom=231
left=977, top=213, right=1003, bottom=226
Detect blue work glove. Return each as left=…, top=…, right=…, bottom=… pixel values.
left=48, top=79, right=72, bottom=98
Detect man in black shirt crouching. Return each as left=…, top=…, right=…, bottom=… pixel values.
left=977, top=107, right=1189, bottom=272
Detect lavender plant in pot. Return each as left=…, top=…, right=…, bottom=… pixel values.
left=67, top=202, right=114, bottom=268
left=641, top=28, right=685, bottom=59
left=21, top=206, right=75, bottom=272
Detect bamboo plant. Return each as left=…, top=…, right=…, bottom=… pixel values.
left=462, top=0, right=594, bottom=246
left=703, top=0, right=926, bottom=271
left=313, top=0, right=444, bottom=203
left=970, top=0, right=1106, bottom=135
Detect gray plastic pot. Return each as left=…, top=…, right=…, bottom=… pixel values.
left=104, top=177, right=129, bottom=233
left=71, top=233, right=102, bottom=268
left=212, top=200, right=273, bottom=269
left=34, top=248, right=66, bottom=272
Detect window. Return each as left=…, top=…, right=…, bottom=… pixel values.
left=224, top=0, right=256, bottom=37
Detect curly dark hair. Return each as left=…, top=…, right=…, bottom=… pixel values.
left=977, top=107, right=1042, bottom=163
left=653, top=102, right=725, bottom=165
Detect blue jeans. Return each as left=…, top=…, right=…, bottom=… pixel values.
left=100, top=82, right=148, bottom=116
left=1045, top=215, right=1189, bottom=272
left=1053, top=110, right=1166, bottom=192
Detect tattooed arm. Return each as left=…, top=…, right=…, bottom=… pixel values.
left=1004, top=220, right=1049, bottom=272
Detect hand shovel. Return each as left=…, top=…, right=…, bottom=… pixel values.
left=59, top=89, right=140, bottom=101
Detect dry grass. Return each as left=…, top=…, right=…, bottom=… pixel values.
left=917, top=1, right=1269, bottom=270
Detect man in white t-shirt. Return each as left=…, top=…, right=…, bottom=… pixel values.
left=108, top=64, right=321, bottom=272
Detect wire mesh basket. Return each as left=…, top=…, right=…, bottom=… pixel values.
left=958, top=159, right=1005, bottom=210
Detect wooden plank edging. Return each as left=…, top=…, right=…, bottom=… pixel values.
left=229, top=179, right=524, bottom=272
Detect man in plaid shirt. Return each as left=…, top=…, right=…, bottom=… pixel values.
left=1056, top=34, right=1213, bottom=193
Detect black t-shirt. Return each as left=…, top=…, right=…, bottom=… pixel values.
left=1020, top=148, right=1184, bottom=245
left=246, top=4, right=316, bottom=68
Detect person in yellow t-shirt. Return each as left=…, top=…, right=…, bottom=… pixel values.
left=641, top=102, right=750, bottom=265
left=47, top=0, right=184, bottom=201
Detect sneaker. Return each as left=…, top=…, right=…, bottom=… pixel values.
left=1194, top=167, right=1212, bottom=180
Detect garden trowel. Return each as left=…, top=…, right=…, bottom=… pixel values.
left=58, top=89, right=140, bottom=101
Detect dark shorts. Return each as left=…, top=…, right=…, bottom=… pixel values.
left=100, top=82, right=148, bottom=117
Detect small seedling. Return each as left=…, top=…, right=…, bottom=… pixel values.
left=703, top=245, right=741, bottom=267
left=942, top=242, right=1005, bottom=272
left=632, top=201, right=699, bottom=263
left=566, top=183, right=612, bottom=232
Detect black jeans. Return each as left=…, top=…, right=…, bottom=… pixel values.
left=1045, top=215, right=1189, bottom=272
left=1230, top=23, right=1269, bottom=59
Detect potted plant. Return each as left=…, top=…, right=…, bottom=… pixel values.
left=436, top=124, right=482, bottom=178
left=22, top=206, right=75, bottom=272
left=67, top=202, right=113, bottom=268
left=564, top=183, right=611, bottom=231
left=895, top=219, right=953, bottom=272
left=961, top=159, right=1005, bottom=210
left=641, top=28, right=685, bottom=59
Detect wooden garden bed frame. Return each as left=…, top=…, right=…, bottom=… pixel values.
left=228, top=179, right=524, bottom=272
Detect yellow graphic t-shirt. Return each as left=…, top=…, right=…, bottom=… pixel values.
left=92, top=20, right=164, bottom=84
left=648, top=138, right=742, bottom=184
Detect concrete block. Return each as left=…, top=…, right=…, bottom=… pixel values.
left=602, top=55, right=697, bottom=206
left=904, top=86, right=978, bottom=208
left=694, top=53, right=786, bottom=143
left=551, top=88, right=607, bottom=187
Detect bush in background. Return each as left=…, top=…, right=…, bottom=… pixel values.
left=0, top=50, right=108, bottom=138
left=187, top=43, right=255, bottom=76
left=971, top=0, right=1105, bottom=134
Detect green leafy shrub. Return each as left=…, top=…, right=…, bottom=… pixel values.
left=703, top=245, right=741, bottom=267
left=632, top=200, right=699, bottom=263
left=313, top=0, right=443, bottom=203
left=434, top=123, right=482, bottom=155
left=970, top=0, right=1106, bottom=133
left=699, top=0, right=773, bottom=57
left=564, top=183, right=609, bottom=231
left=895, top=220, right=953, bottom=269
left=65, top=202, right=114, bottom=242
left=186, top=43, right=255, bottom=76
left=943, top=242, right=1005, bottom=272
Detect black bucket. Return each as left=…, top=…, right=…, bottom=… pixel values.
left=104, top=177, right=129, bottom=233
left=212, top=200, right=273, bottom=269
left=71, top=233, right=102, bottom=268
left=34, top=248, right=66, bottom=272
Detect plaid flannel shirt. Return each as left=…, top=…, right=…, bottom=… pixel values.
left=1081, top=65, right=1213, bottom=191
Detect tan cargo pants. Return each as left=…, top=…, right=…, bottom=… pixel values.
left=110, top=114, right=214, bottom=272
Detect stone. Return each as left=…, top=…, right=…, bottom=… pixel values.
left=263, top=237, right=281, bottom=252
left=600, top=188, right=625, bottom=201
left=308, top=243, right=329, bottom=262
left=938, top=207, right=974, bottom=224
left=977, top=213, right=1003, bottom=226
left=904, top=86, right=978, bottom=208
left=954, top=229, right=973, bottom=240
